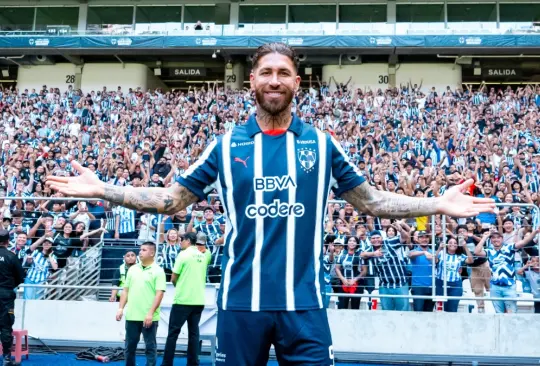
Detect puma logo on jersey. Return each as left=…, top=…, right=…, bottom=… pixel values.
left=234, top=156, right=250, bottom=168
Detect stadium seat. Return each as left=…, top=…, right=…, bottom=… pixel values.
left=0, top=329, right=29, bottom=363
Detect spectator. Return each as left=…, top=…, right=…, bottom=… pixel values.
left=461, top=225, right=491, bottom=313
left=109, top=250, right=137, bottom=302
left=190, top=206, right=223, bottom=284
left=335, top=236, right=366, bottom=310
left=475, top=228, right=539, bottom=313
left=517, top=256, right=540, bottom=313
left=23, top=235, right=58, bottom=300
left=408, top=231, right=435, bottom=312
left=434, top=236, right=474, bottom=312
left=157, top=228, right=181, bottom=282
left=322, top=235, right=337, bottom=308
left=362, top=230, right=409, bottom=311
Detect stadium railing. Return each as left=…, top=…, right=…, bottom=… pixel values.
left=7, top=195, right=540, bottom=312
left=0, top=21, right=536, bottom=37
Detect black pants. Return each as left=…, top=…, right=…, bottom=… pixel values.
left=0, top=294, right=14, bottom=357
left=162, top=304, right=204, bottom=366
left=535, top=301, right=540, bottom=314
left=336, top=281, right=364, bottom=310
left=125, top=320, right=158, bottom=366
left=164, top=268, right=172, bottom=283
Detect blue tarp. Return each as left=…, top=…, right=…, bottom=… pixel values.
left=1, top=35, right=539, bottom=48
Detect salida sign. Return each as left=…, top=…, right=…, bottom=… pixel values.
left=482, top=68, right=522, bottom=79
left=168, top=68, right=207, bottom=78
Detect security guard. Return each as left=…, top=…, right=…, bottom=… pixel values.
left=0, top=229, right=25, bottom=366
left=109, top=250, right=137, bottom=302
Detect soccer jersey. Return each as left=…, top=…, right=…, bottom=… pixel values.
left=177, top=113, right=365, bottom=311
left=487, top=243, right=517, bottom=286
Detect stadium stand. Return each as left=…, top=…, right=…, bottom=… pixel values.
left=0, top=80, right=539, bottom=314
left=0, top=1, right=540, bottom=364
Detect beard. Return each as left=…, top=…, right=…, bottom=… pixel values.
left=255, top=85, right=294, bottom=116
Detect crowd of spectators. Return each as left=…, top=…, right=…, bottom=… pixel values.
left=0, top=80, right=538, bottom=312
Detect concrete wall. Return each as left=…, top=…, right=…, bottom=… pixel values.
left=17, top=63, right=168, bottom=93
left=17, top=64, right=77, bottom=93
left=81, top=63, right=149, bottom=92
left=322, top=63, right=462, bottom=94
left=322, top=64, right=389, bottom=93
left=395, top=63, right=462, bottom=93
left=13, top=296, right=540, bottom=359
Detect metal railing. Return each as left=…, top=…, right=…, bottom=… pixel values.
left=0, top=21, right=536, bottom=37
left=5, top=195, right=540, bottom=311
left=44, top=239, right=104, bottom=301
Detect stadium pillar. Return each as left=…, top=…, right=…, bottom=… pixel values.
left=230, top=3, right=239, bottom=28
left=387, top=0, right=396, bottom=24
left=78, top=3, right=88, bottom=33
left=74, top=65, right=83, bottom=91
left=224, top=63, right=244, bottom=91
left=388, top=55, right=397, bottom=88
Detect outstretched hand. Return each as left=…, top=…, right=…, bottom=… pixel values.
left=437, top=179, right=495, bottom=218
left=46, top=161, right=104, bottom=198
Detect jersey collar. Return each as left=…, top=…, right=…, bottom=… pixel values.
left=246, top=113, right=303, bottom=138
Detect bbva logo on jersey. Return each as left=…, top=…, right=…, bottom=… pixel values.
left=298, top=148, right=316, bottom=173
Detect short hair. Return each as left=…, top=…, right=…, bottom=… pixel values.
left=251, top=42, right=299, bottom=72
left=140, top=242, right=156, bottom=254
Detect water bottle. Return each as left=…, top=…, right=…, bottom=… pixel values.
left=95, top=355, right=110, bottom=363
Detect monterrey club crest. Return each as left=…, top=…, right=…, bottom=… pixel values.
left=298, top=148, right=316, bottom=173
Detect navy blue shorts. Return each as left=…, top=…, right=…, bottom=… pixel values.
left=215, top=308, right=334, bottom=366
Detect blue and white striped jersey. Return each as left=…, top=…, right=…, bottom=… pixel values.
left=436, top=251, right=468, bottom=283
left=114, top=206, right=136, bottom=234
left=26, top=250, right=57, bottom=283
left=178, top=113, right=365, bottom=311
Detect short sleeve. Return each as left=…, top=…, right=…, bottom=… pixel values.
left=328, top=135, right=366, bottom=197
left=176, top=138, right=220, bottom=201
left=205, top=250, right=212, bottom=265
left=125, top=269, right=132, bottom=289
left=172, top=252, right=185, bottom=275
left=155, top=268, right=166, bottom=292
left=460, top=254, right=468, bottom=263
left=112, top=268, right=121, bottom=286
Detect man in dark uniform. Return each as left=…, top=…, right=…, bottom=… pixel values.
left=0, top=229, right=25, bottom=365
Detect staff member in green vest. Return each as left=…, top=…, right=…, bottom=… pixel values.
left=161, top=232, right=211, bottom=366
left=109, top=250, right=137, bottom=302
left=116, top=242, right=166, bottom=366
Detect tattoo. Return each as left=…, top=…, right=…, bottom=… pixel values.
left=103, top=183, right=198, bottom=215
left=257, top=105, right=293, bottom=131
left=341, top=182, right=441, bottom=219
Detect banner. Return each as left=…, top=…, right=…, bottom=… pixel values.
left=81, top=36, right=164, bottom=48
left=163, top=36, right=249, bottom=48
left=0, top=35, right=538, bottom=49
left=249, top=36, right=336, bottom=48
left=0, top=37, right=81, bottom=48
left=425, top=35, right=517, bottom=47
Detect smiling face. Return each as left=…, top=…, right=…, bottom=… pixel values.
left=250, top=50, right=300, bottom=117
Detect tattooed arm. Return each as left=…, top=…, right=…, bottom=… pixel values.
left=341, top=182, right=441, bottom=219
left=102, top=183, right=199, bottom=215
